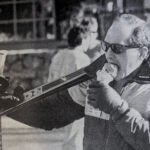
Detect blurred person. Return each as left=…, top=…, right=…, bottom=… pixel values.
left=86, top=14, right=150, bottom=150
left=48, top=13, right=104, bottom=149
left=48, top=26, right=91, bottom=82
left=60, top=6, right=84, bottom=39
left=36, top=15, right=101, bottom=150
left=81, top=14, right=103, bottom=61
left=48, top=11, right=103, bottom=150
left=48, top=26, right=91, bottom=150
left=48, top=12, right=104, bottom=149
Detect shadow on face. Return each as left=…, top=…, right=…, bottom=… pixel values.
left=105, top=20, right=148, bottom=80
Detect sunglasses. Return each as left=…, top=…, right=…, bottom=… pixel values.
left=101, top=41, right=141, bottom=54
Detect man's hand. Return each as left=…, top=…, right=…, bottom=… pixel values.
left=0, top=93, right=20, bottom=110
left=87, top=81, right=124, bottom=114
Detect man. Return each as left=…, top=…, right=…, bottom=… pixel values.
left=81, top=14, right=103, bottom=61
left=86, top=14, right=150, bottom=150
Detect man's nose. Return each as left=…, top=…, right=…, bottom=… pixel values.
left=105, top=47, right=113, bottom=56
left=105, top=48, right=115, bottom=60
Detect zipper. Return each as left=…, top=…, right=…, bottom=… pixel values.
left=120, top=82, right=132, bottom=96
left=120, top=86, right=126, bottom=95
left=104, top=121, right=110, bottom=150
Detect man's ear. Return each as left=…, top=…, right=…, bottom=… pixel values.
left=139, top=47, right=149, bottom=60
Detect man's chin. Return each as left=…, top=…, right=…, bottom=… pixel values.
left=114, top=73, right=125, bottom=81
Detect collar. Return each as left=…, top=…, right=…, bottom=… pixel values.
left=110, top=61, right=150, bottom=88
left=133, top=61, right=150, bottom=84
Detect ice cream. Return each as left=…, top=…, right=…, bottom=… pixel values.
left=96, top=63, right=118, bottom=84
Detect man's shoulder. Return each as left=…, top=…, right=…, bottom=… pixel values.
left=122, top=82, right=150, bottom=104
left=128, top=82, right=150, bottom=94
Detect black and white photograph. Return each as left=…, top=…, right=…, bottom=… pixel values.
left=0, top=0, right=149, bottom=150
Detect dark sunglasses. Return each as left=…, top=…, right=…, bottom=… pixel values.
left=101, top=41, right=140, bottom=54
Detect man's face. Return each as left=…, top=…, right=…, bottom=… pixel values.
left=105, top=22, right=144, bottom=80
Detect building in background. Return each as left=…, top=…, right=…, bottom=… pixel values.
left=0, top=0, right=149, bottom=150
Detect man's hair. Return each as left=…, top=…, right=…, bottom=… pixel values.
left=115, top=14, right=150, bottom=50
left=128, top=25, right=150, bottom=49
left=115, top=14, right=145, bottom=26
left=67, top=26, right=87, bottom=48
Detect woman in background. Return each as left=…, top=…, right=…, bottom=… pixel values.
left=48, top=26, right=91, bottom=150
left=48, top=12, right=104, bottom=149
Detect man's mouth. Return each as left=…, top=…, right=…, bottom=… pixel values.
left=107, top=61, right=119, bottom=70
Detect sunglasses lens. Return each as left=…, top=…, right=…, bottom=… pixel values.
left=102, top=41, right=130, bottom=54
left=111, top=45, right=124, bottom=54
left=102, top=41, right=140, bottom=54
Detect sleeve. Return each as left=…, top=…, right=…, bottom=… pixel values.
left=8, top=90, right=84, bottom=130
left=111, top=100, right=150, bottom=150
left=68, top=81, right=89, bottom=107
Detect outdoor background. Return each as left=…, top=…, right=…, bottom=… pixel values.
left=0, top=0, right=150, bottom=150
